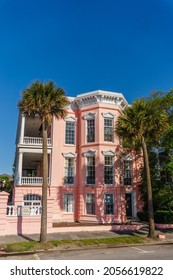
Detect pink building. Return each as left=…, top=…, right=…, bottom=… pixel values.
left=13, top=90, right=142, bottom=224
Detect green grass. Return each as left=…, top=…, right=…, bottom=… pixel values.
left=3, top=236, right=147, bottom=253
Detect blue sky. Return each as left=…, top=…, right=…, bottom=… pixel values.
left=0, top=0, right=173, bottom=174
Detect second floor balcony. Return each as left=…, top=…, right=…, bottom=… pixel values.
left=23, top=136, right=51, bottom=146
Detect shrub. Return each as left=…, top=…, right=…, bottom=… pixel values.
left=154, top=210, right=173, bottom=224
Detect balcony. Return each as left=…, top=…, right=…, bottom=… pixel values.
left=21, top=177, right=50, bottom=186
left=23, top=137, right=51, bottom=146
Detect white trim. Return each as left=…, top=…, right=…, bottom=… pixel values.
left=102, top=112, right=115, bottom=119
left=18, top=148, right=52, bottom=154
left=62, top=152, right=77, bottom=158
left=83, top=112, right=96, bottom=120
left=122, top=155, right=133, bottom=161
left=64, top=116, right=76, bottom=122
left=63, top=193, right=74, bottom=213
left=83, top=150, right=96, bottom=157
left=74, top=90, right=128, bottom=109
left=102, top=150, right=115, bottom=156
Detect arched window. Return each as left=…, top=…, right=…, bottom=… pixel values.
left=23, top=194, right=41, bottom=206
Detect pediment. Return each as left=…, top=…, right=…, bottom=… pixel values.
left=102, top=112, right=115, bottom=119
left=122, top=155, right=133, bottom=161
left=83, top=150, right=96, bottom=157
left=83, top=112, right=96, bottom=120
left=62, top=152, right=77, bottom=158
left=102, top=150, right=115, bottom=156
left=65, top=116, right=76, bottom=122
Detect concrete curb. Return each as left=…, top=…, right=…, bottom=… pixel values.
left=1, top=240, right=173, bottom=257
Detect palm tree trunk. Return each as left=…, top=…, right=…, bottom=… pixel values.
left=141, top=136, right=155, bottom=238
left=40, top=121, right=48, bottom=243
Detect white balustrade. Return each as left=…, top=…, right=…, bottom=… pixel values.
left=23, top=137, right=51, bottom=146
left=21, top=177, right=49, bottom=185
left=6, top=205, right=42, bottom=216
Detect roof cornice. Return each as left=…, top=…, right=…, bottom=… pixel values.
left=69, top=90, right=128, bottom=110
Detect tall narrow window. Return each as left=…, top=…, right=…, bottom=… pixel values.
left=104, top=194, right=114, bottom=215
left=65, top=121, right=75, bottom=144
left=64, top=158, right=74, bottom=185
left=63, top=194, right=74, bottom=212
left=124, top=160, right=132, bottom=186
left=86, top=194, right=95, bottom=214
left=86, top=157, right=95, bottom=185
left=87, top=119, right=95, bottom=142
left=104, top=156, right=114, bottom=184
left=104, top=118, right=113, bottom=142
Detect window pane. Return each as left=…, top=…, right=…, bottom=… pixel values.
left=87, top=119, right=95, bottom=142
left=64, top=158, right=74, bottom=184
left=86, top=157, right=95, bottom=185
left=64, top=194, right=74, bottom=212
left=104, top=156, right=114, bottom=184
left=65, top=122, right=75, bottom=144
left=86, top=194, right=95, bottom=214
left=104, top=118, right=113, bottom=142
left=104, top=194, right=114, bottom=215
left=124, top=160, right=132, bottom=185
left=23, top=194, right=41, bottom=207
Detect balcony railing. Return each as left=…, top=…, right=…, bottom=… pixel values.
left=21, top=177, right=49, bottom=185
left=23, top=137, right=51, bottom=146
left=7, top=206, right=42, bottom=216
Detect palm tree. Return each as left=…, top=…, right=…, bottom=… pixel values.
left=18, top=81, right=69, bottom=243
left=115, top=98, right=169, bottom=238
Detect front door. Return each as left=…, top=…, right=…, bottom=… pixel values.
left=125, top=193, right=132, bottom=217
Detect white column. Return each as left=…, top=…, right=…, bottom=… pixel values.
left=18, top=151, right=23, bottom=185
left=19, top=114, right=25, bottom=144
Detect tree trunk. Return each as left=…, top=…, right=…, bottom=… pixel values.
left=141, top=136, right=155, bottom=238
left=40, top=121, right=48, bottom=243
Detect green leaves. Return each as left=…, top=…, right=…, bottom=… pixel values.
left=116, top=96, right=169, bottom=151
left=18, top=80, right=69, bottom=124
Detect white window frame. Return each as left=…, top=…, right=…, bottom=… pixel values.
left=65, top=117, right=76, bottom=145
left=86, top=157, right=95, bottom=185
left=23, top=194, right=41, bottom=207
left=64, top=157, right=75, bottom=185
left=104, top=193, right=114, bottom=215
left=86, top=193, right=95, bottom=215
left=63, top=193, right=74, bottom=213
left=124, top=160, right=133, bottom=186
left=102, top=112, right=115, bottom=143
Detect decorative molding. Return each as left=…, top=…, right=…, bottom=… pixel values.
left=83, top=150, right=96, bottom=157
left=102, top=150, right=115, bottom=156
left=83, top=112, right=96, bottom=120
left=74, top=90, right=128, bottom=109
left=64, top=116, right=76, bottom=122
left=62, top=152, right=77, bottom=158
left=122, top=155, right=133, bottom=161
left=102, top=112, right=115, bottom=119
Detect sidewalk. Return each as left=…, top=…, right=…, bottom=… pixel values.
left=0, top=223, right=173, bottom=245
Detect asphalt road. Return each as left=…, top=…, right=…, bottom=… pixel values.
left=1, top=244, right=173, bottom=260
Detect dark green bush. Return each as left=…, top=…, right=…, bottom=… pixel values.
left=154, top=210, right=173, bottom=224
left=137, top=212, right=148, bottom=222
